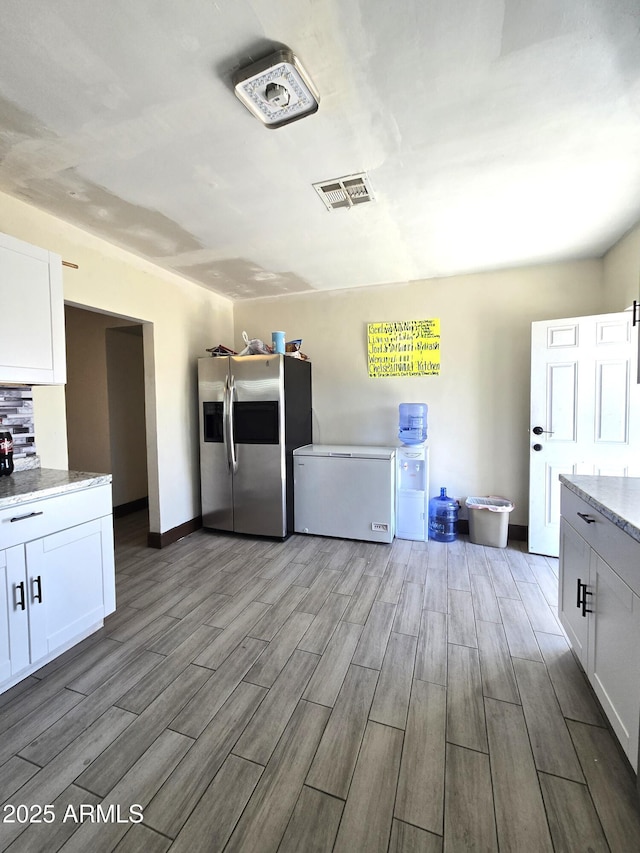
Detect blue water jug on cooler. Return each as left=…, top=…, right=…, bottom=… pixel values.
left=429, top=487, right=458, bottom=542
left=398, top=403, right=428, bottom=445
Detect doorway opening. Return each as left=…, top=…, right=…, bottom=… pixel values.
left=64, top=304, right=151, bottom=533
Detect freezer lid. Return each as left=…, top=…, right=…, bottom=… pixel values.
left=293, top=444, right=396, bottom=460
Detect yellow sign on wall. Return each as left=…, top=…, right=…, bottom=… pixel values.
left=367, top=319, right=441, bottom=377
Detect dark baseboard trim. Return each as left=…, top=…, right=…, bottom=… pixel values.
left=507, top=523, right=528, bottom=542
left=145, top=515, right=527, bottom=549
left=113, top=496, right=149, bottom=518
left=147, top=515, right=202, bottom=549
left=457, top=519, right=527, bottom=543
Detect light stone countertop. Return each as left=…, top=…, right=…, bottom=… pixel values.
left=0, top=468, right=112, bottom=510
left=559, top=475, right=640, bottom=545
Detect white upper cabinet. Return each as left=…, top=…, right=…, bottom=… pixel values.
left=0, top=231, right=66, bottom=385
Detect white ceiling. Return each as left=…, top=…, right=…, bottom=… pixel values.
left=1, top=0, right=639, bottom=300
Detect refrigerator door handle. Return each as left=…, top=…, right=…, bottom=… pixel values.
left=227, top=375, right=238, bottom=474
left=223, top=374, right=231, bottom=472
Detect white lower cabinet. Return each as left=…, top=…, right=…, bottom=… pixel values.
left=588, top=553, right=640, bottom=768
left=0, top=548, right=14, bottom=684
left=0, top=487, right=115, bottom=693
left=5, top=545, right=31, bottom=675
left=558, top=518, right=590, bottom=667
left=559, top=486, right=640, bottom=771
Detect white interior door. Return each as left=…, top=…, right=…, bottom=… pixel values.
left=529, top=312, right=640, bottom=556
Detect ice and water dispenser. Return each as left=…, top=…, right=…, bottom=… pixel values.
left=396, top=404, right=430, bottom=541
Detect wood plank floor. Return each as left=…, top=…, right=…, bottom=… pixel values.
left=2, top=511, right=640, bottom=852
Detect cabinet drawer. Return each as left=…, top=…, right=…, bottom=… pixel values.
left=561, top=487, right=640, bottom=596
left=0, top=485, right=112, bottom=549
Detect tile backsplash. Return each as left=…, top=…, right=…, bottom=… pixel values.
left=0, top=386, right=39, bottom=470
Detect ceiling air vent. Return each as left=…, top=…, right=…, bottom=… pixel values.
left=313, top=173, right=375, bottom=211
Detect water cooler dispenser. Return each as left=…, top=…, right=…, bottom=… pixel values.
left=396, top=404, right=430, bottom=541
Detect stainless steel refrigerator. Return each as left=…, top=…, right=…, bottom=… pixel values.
left=198, top=354, right=312, bottom=538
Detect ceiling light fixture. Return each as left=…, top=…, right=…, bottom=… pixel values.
left=232, top=49, right=319, bottom=129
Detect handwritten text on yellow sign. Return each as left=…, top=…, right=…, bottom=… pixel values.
left=367, top=319, right=441, bottom=377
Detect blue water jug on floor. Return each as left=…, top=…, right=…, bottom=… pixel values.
left=428, top=487, right=458, bottom=542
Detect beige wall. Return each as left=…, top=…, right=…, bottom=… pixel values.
left=0, top=191, right=233, bottom=535
left=31, top=385, right=69, bottom=470
left=602, top=221, right=640, bottom=312
left=235, top=261, right=605, bottom=526
left=4, top=181, right=637, bottom=537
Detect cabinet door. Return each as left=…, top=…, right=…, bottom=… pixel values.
left=4, top=545, right=30, bottom=677
left=396, top=489, right=427, bottom=541
left=25, top=519, right=107, bottom=661
left=558, top=518, right=590, bottom=666
left=636, top=299, right=640, bottom=384
left=0, top=231, right=65, bottom=385
left=0, top=550, right=12, bottom=684
left=588, top=553, right=640, bottom=771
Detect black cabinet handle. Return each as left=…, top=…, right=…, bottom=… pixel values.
left=15, top=581, right=26, bottom=611
left=581, top=588, right=593, bottom=617
left=633, top=299, right=639, bottom=327
left=10, top=511, right=44, bottom=523
left=577, top=578, right=584, bottom=609
left=32, top=575, right=43, bottom=604
left=577, top=512, right=596, bottom=524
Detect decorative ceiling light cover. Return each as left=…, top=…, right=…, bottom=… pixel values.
left=313, top=173, right=375, bottom=210
left=232, top=49, right=319, bottom=129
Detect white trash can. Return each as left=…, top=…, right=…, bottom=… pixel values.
left=465, top=496, right=514, bottom=548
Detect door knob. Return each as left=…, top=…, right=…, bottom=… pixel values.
left=533, top=443, right=543, bottom=451
left=532, top=426, right=553, bottom=435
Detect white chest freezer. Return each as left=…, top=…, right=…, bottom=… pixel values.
left=293, top=444, right=396, bottom=543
